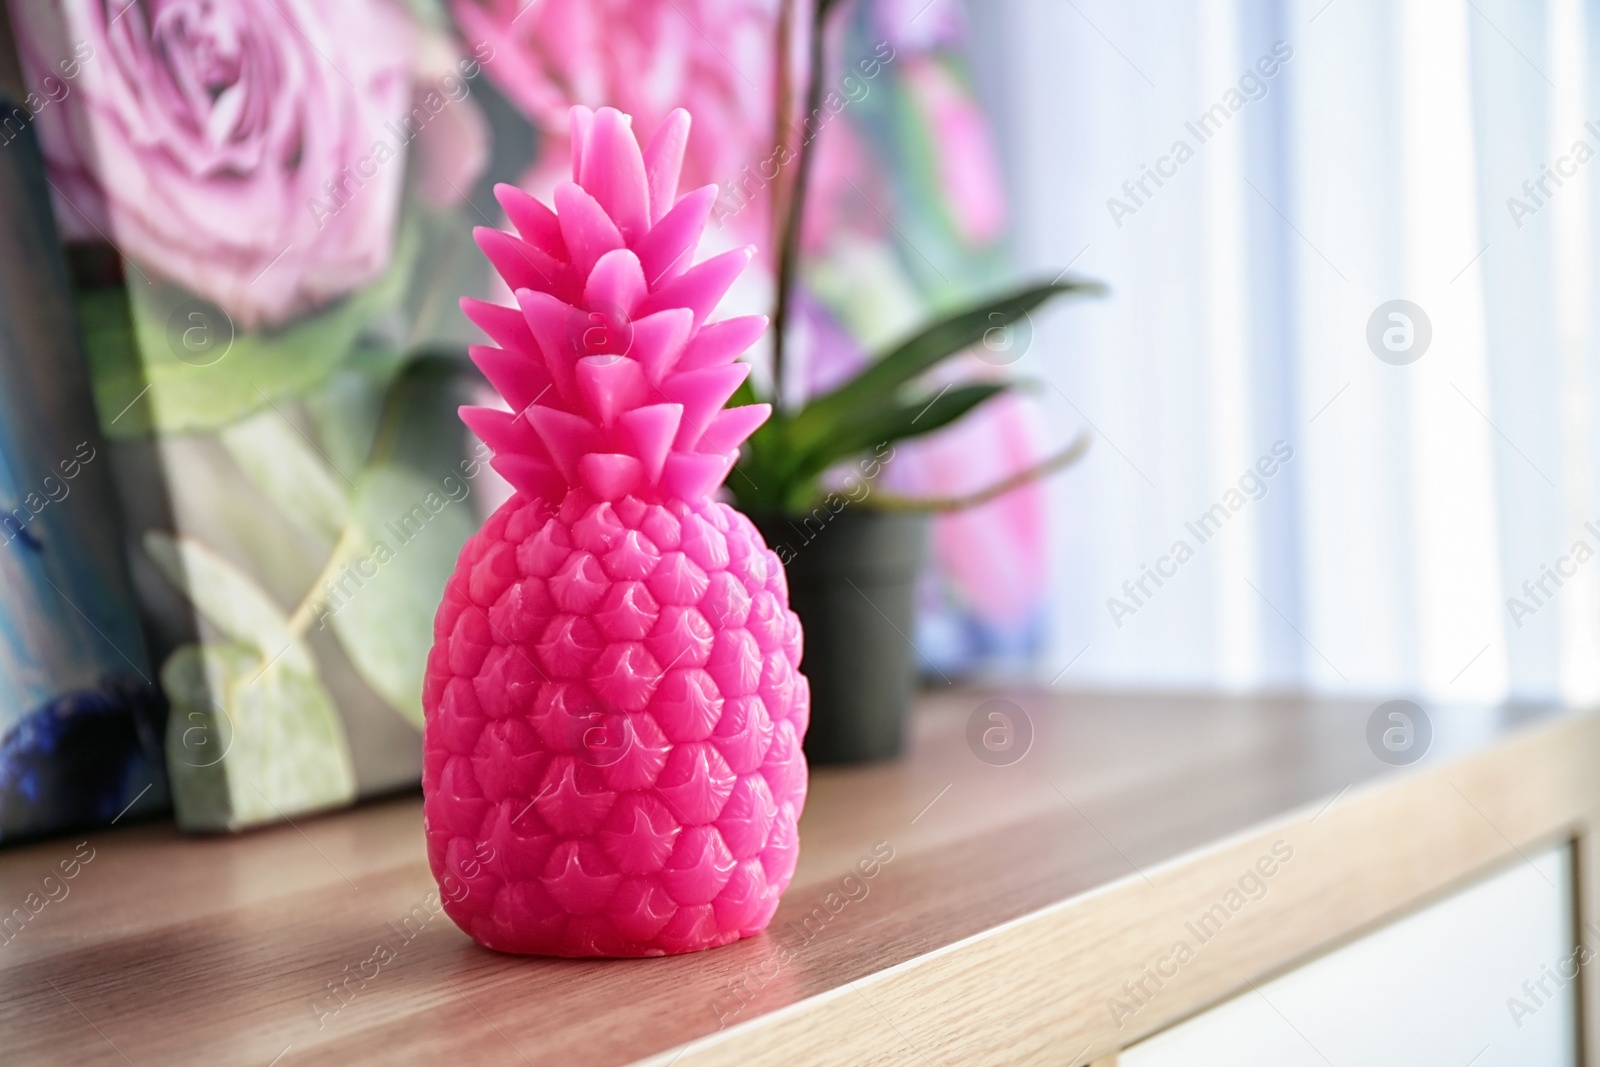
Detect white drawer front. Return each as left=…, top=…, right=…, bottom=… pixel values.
left=1122, top=843, right=1576, bottom=1067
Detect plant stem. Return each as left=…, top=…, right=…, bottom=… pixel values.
left=867, top=431, right=1092, bottom=512
left=772, top=0, right=799, bottom=263
left=283, top=523, right=364, bottom=642
left=771, top=0, right=836, bottom=412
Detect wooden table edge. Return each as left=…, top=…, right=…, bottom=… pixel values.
left=629, top=709, right=1600, bottom=1066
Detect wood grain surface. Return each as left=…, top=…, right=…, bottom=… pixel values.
left=0, top=690, right=1591, bottom=1066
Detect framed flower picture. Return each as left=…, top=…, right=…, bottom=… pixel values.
left=3, top=0, right=1035, bottom=831
left=3, top=0, right=523, bottom=830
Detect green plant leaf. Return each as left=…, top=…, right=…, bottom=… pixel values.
left=326, top=468, right=476, bottom=729
left=788, top=279, right=1102, bottom=454
left=142, top=530, right=313, bottom=675
left=86, top=223, right=418, bottom=439
left=218, top=409, right=350, bottom=542
left=727, top=378, right=788, bottom=514
left=162, top=641, right=357, bottom=832
left=303, top=360, right=395, bottom=476
left=402, top=204, right=493, bottom=351
left=786, top=382, right=1016, bottom=506
left=144, top=530, right=358, bottom=830
left=320, top=360, right=480, bottom=729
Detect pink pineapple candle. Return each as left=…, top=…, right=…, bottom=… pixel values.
left=422, top=105, right=809, bottom=957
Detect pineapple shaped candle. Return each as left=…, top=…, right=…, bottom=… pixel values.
left=423, top=106, right=809, bottom=957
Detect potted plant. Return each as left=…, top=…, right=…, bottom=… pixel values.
left=728, top=1, right=1103, bottom=763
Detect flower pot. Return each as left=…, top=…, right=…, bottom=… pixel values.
left=754, top=509, right=930, bottom=764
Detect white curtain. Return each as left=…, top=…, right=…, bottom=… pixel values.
left=969, top=0, right=1600, bottom=703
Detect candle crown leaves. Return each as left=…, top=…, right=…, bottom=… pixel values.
left=460, top=105, right=769, bottom=504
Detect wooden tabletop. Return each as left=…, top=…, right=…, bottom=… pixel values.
left=1, top=690, right=1594, bottom=1066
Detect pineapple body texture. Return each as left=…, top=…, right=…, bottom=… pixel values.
left=422, top=105, right=808, bottom=957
